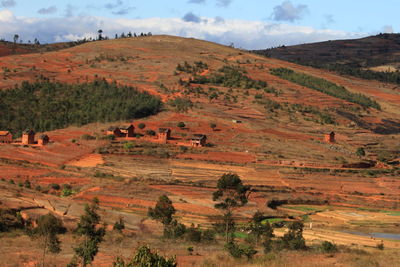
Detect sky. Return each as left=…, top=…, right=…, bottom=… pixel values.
left=0, top=0, right=397, bottom=49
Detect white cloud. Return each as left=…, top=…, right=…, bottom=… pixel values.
left=271, top=1, right=308, bottom=22
left=0, top=11, right=365, bottom=49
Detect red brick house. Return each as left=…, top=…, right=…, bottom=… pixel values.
left=190, top=134, right=207, bottom=147
left=120, top=125, right=135, bottom=137
left=158, top=128, right=171, bottom=143
left=38, top=134, right=49, bottom=146
left=107, top=127, right=123, bottom=137
left=22, top=129, right=35, bottom=145
left=324, top=132, right=335, bottom=143
left=0, top=131, right=12, bottom=143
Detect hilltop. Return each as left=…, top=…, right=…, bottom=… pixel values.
left=0, top=35, right=400, bottom=266
left=254, top=33, right=400, bottom=69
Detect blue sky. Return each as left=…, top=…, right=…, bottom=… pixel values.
left=0, top=0, right=397, bottom=49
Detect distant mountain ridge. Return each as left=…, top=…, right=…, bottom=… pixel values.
left=253, top=33, right=400, bottom=69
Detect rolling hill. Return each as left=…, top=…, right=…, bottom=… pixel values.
left=1, top=35, right=400, bottom=266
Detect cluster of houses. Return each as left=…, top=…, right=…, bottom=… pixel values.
left=0, top=129, right=50, bottom=146
left=106, top=124, right=208, bottom=147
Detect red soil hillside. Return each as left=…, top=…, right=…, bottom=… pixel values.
left=0, top=35, right=400, bottom=266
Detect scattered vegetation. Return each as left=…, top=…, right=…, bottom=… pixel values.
left=270, top=68, right=381, bottom=110
left=191, top=65, right=267, bottom=89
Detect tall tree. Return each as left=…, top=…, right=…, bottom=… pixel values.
left=30, top=213, right=65, bottom=267
left=13, top=34, right=19, bottom=44
left=71, top=198, right=106, bottom=267
left=98, top=29, right=103, bottom=40
left=212, top=173, right=251, bottom=242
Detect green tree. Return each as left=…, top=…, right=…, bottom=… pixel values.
left=98, top=29, right=103, bottom=40
left=356, top=147, right=366, bottom=157
left=30, top=213, right=65, bottom=267
left=282, top=221, right=306, bottom=250
left=212, top=173, right=251, bottom=242
left=113, top=217, right=125, bottom=233
left=71, top=198, right=106, bottom=266
left=177, top=122, right=186, bottom=129
left=248, top=211, right=274, bottom=246
left=148, top=195, right=185, bottom=238
left=13, top=34, right=19, bottom=44
left=113, top=245, right=177, bottom=267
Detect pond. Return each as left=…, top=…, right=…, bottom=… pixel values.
left=345, top=231, right=400, bottom=240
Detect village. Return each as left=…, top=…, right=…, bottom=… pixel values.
left=1, top=123, right=337, bottom=149
left=0, top=123, right=209, bottom=148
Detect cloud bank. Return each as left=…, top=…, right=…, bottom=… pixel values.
left=0, top=10, right=365, bottom=49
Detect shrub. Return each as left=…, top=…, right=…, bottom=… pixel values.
left=281, top=221, right=306, bottom=250
left=113, top=245, right=176, bottom=267
left=123, top=142, right=135, bottom=150
left=225, top=241, right=257, bottom=260
left=138, top=123, right=146, bottom=129
left=145, top=130, right=156, bottom=136
left=177, top=122, right=186, bottom=128
left=185, top=224, right=202, bottom=243
left=50, top=183, right=61, bottom=190
left=113, top=217, right=125, bottom=233
left=356, top=147, right=366, bottom=157
left=24, top=180, right=31, bottom=189
left=320, top=241, right=338, bottom=253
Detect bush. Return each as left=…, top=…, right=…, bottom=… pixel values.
left=376, top=242, right=384, bottom=250
left=320, top=241, right=338, bottom=253
left=167, top=97, right=193, bottom=113
left=177, top=122, right=186, bottom=128
left=145, top=130, right=156, bottom=136
left=281, top=221, right=306, bottom=250
left=201, top=229, right=216, bottom=243
left=185, top=224, right=202, bottom=242
left=225, top=241, right=257, bottom=260
left=356, top=147, right=366, bottom=157
left=50, top=183, right=61, bottom=190
left=24, top=180, right=31, bottom=189
left=113, top=217, right=125, bottom=233
left=123, top=142, right=135, bottom=150
left=164, top=220, right=186, bottom=239
left=138, top=123, right=146, bottom=129
left=113, top=245, right=176, bottom=267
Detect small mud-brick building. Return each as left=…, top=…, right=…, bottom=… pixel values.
left=120, top=125, right=135, bottom=137
left=0, top=131, right=12, bottom=143
left=324, top=132, right=335, bottom=143
left=158, top=128, right=171, bottom=143
left=22, top=129, right=35, bottom=145
left=107, top=127, right=123, bottom=137
left=38, top=134, right=49, bottom=146
left=190, top=134, right=207, bottom=147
